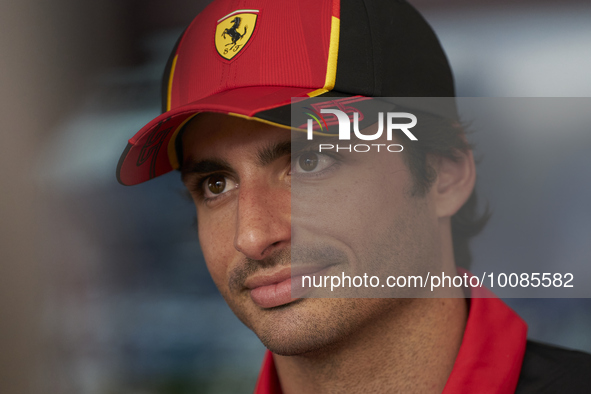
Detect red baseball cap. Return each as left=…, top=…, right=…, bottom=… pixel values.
left=117, top=0, right=454, bottom=185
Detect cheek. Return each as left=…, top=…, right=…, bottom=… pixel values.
left=197, top=207, right=236, bottom=290
left=294, top=157, right=412, bottom=241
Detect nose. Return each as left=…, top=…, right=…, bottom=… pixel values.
left=234, top=182, right=291, bottom=260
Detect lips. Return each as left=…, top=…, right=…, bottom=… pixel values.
left=249, top=276, right=294, bottom=309
left=245, top=265, right=334, bottom=309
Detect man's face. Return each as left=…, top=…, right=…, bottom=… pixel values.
left=181, top=113, right=442, bottom=356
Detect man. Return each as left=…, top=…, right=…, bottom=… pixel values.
left=116, top=0, right=591, bottom=392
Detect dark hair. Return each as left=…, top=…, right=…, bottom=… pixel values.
left=401, top=113, right=490, bottom=269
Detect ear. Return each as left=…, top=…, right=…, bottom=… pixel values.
left=431, top=150, right=476, bottom=218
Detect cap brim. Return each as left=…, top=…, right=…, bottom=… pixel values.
left=116, top=86, right=335, bottom=186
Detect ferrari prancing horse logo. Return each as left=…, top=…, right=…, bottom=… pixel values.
left=215, top=10, right=258, bottom=60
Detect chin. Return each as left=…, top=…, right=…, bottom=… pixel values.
left=246, top=298, right=366, bottom=357
left=258, top=322, right=335, bottom=356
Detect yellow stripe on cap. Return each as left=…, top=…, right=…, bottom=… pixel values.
left=307, top=16, right=340, bottom=98
left=227, top=112, right=296, bottom=131
left=324, top=16, right=340, bottom=90
left=228, top=112, right=339, bottom=137
left=167, top=55, right=178, bottom=111
left=167, top=113, right=200, bottom=170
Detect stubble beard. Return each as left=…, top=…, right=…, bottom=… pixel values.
left=217, top=193, right=437, bottom=357
left=218, top=248, right=390, bottom=356
left=219, top=248, right=373, bottom=356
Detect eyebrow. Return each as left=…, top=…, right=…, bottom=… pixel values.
left=290, top=134, right=338, bottom=152
left=256, top=140, right=291, bottom=166
left=180, top=140, right=292, bottom=182
left=181, top=159, right=232, bottom=183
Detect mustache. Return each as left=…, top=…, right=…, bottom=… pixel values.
left=227, top=244, right=350, bottom=292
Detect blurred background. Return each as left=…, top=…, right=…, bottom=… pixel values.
left=1, top=0, right=590, bottom=393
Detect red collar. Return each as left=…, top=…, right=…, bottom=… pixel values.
left=254, top=285, right=527, bottom=394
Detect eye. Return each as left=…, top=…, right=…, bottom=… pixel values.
left=203, top=174, right=237, bottom=198
left=292, top=152, right=336, bottom=174
left=298, top=152, right=318, bottom=171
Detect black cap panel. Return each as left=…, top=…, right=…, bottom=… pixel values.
left=335, top=0, right=455, bottom=98
left=334, top=0, right=376, bottom=96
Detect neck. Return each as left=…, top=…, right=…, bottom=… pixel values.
left=273, top=296, right=467, bottom=394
